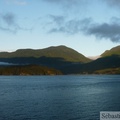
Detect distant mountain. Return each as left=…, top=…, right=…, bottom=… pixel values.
left=0, top=45, right=120, bottom=75
left=87, top=55, right=101, bottom=60
left=58, top=45, right=120, bottom=74
left=0, top=45, right=91, bottom=63
left=101, top=45, right=120, bottom=57
left=84, top=55, right=120, bottom=73
left=61, top=55, right=120, bottom=74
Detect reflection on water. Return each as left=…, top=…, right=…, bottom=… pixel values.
left=0, top=75, right=120, bottom=120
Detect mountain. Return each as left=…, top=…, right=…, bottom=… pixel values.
left=84, top=55, right=120, bottom=73
left=0, top=45, right=91, bottom=63
left=87, top=55, right=101, bottom=60
left=101, top=45, right=120, bottom=57
left=0, top=45, right=120, bottom=75
left=61, top=55, right=120, bottom=74
left=59, top=45, right=120, bottom=74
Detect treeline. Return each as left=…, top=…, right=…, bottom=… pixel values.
left=0, top=55, right=120, bottom=75
left=0, top=65, right=62, bottom=75
left=60, top=55, right=120, bottom=74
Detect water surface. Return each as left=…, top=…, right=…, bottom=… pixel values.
left=0, top=75, right=120, bottom=120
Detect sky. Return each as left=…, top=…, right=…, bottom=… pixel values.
left=0, top=0, right=120, bottom=57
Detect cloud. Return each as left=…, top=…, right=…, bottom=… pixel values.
left=0, top=12, right=32, bottom=33
left=104, top=0, right=120, bottom=8
left=43, top=0, right=88, bottom=9
left=46, top=15, right=91, bottom=34
left=83, top=19, right=120, bottom=42
left=49, top=15, right=65, bottom=25
left=47, top=15, right=81, bottom=34
left=2, top=13, right=15, bottom=26
left=49, top=19, right=83, bottom=34
left=46, top=15, right=120, bottom=42
left=5, top=0, right=27, bottom=6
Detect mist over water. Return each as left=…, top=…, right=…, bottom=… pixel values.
left=0, top=62, right=11, bottom=65
left=0, top=75, right=120, bottom=120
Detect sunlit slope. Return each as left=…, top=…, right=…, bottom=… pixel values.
left=0, top=45, right=91, bottom=63
left=101, top=45, right=120, bottom=57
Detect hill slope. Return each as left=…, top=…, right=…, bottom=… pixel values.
left=60, top=55, right=120, bottom=74
left=0, top=45, right=91, bottom=63
left=101, top=45, right=120, bottom=57
left=0, top=45, right=120, bottom=75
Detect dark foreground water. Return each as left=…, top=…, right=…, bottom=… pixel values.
left=0, top=75, right=120, bottom=120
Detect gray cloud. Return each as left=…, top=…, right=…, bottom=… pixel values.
left=46, top=15, right=90, bottom=34
left=44, top=0, right=120, bottom=11
left=47, top=15, right=84, bottom=34
left=105, top=0, right=120, bottom=7
left=43, top=0, right=88, bottom=9
left=0, top=12, right=32, bottom=33
left=46, top=15, right=120, bottom=42
left=49, top=19, right=83, bottom=34
left=2, top=13, right=15, bottom=26
left=46, top=15, right=92, bottom=35
left=83, top=17, right=120, bottom=42
left=85, top=22, right=120, bottom=42
left=0, top=26, right=11, bottom=32
left=49, top=15, right=65, bottom=25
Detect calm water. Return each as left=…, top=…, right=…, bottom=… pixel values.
left=0, top=75, right=120, bottom=120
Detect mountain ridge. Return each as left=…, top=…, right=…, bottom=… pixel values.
left=101, top=45, right=120, bottom=57
left=0, top=45, right=120, bottom=75
left=0, top=45, right=91, bottom=63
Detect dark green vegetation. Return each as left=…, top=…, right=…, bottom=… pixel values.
left=56, top=54, right=120, bottom=74
left=0, top=65, right=62, bottom=75
left=0, top=45, right=120, bottom=75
